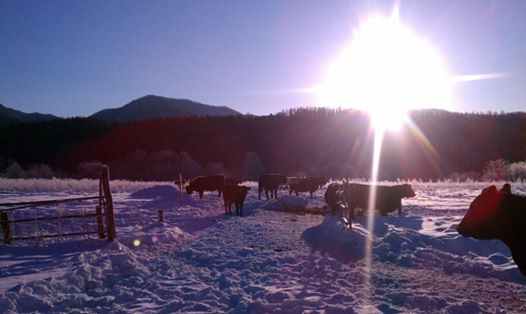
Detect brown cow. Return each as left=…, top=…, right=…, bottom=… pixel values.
left=457, top=184, right=526, bottom=276
left=186, top=175, right=225, bottom=198
left=258, top=174, right=287, bottom=200
left=343, top=183, right=416, bottom=218
left=223, top=184, right=250, bottom=216
left=289, top=176, right=328, bottom=198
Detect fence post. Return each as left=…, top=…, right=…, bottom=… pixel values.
left=1, top=211, right=12, bottom=244
left=96, top=205, right=105, bottom=239
left=100, top=165, right=116, bottom=241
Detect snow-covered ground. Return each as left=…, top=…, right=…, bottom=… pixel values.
left=1, top=179, right=526, bottom=313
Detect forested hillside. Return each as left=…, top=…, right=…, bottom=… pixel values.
left=1, top=108, right=525, bottom=180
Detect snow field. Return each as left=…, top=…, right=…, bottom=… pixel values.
left=1, top=180, right=526, bottom=313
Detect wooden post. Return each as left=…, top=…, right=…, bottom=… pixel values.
left=96, top=205, right=105, bottom=239
left=158, top=209, right=164, bottom=223
left=1, top=211, right=11, bottom=244
left=100, top=165, right=116, bottom=241
left=96, top=178, right=105, bottom=239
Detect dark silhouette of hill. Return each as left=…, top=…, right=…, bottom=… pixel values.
left=90, top=95, right=241, bottom=122
left=0, top=103, right=60, bottom=127
left=1, top=108, right=525, bottom=180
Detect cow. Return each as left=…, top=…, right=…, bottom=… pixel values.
left=324, top=182, right=345, bottom=211
left=186, top=175, right=225, bottom=199
left=258, top=174, right=287, bottom=200
left=223, top=184, right=250, bottom=216
left=343, top=183, right=416, bottom=218
left=457, top=184, right=526, bottom=276
left=289, top=176, right=328, bottom=198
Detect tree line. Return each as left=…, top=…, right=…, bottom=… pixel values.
left=1, top=108, right=525, bottom=181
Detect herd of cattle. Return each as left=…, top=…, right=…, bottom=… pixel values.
left=182, top=175, right=526, bottom=276
left=182, top=174, right=417, bottom=219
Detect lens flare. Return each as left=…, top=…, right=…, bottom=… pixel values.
left=133, top=239, right=141, bottom=247
left=316, top=14, right=452, bottom=131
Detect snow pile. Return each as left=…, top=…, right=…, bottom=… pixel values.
left=302, top=214, right=526, bottom=285
left=263, top=195, right=328, bottom=214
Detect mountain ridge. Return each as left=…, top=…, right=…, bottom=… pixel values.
left=0, top=95, right=242, bottom=126
left=89, top=95, right=241, bottom=122
left=0, top=103, right=60, bottom=127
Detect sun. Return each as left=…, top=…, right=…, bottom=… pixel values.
left=316, top=14, right=452, bottom=131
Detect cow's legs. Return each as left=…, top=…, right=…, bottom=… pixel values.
left=342, top=207, right=352, bottom=228
left=265, top=189, right=270, bottom=200
left=199, top=191, right=204, bottom=199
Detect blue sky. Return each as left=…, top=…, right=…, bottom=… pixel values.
left=1, top=0, right=525, bottom=116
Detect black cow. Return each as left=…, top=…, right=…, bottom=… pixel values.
left=324, top=182, right=345, bottom=211
left=457, top=184, right=526, bottom=276
left=289, top=176, right=328, bottom=198
left=223, top=184, right=250, bottom=216
left=343, top=183, right=416, bottom=218
left=258, top=174, right=287, bottom=200
left=186, top=175, right=225, bottom=199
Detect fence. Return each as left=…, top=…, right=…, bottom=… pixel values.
left=0, top=165, right=116, bottom=244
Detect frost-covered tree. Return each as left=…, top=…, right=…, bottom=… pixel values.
left=3, top=160, right=26, bottom=178
left=508, top=161, right=526, bottom=180
left=27, top=164, right=54, bottom=179
left=180, top=152, right=202, bottom=179
left=204, top=162, right=226, bottom=176
left=242, top=152, right=265, bottom=181
left=150, top=150, right=178, bottom=180
left=77, top=161, right=104, bottom=179
left=482, top=159, right=508, bottom=181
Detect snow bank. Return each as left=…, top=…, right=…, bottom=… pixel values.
left=302, top=214, right=526, bottom=285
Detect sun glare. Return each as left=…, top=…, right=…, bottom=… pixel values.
left=317, top=15, right=452, bottom=131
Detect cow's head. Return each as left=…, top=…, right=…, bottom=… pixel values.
left=457, top=185, right=506, bottom=240
left=501, top=183, right=511, bottom=194
left=401, top=184, right=416, bottom=198
left=185, top=186, right=193, bottom=195
left=239, top=186, right=250, bottom=197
